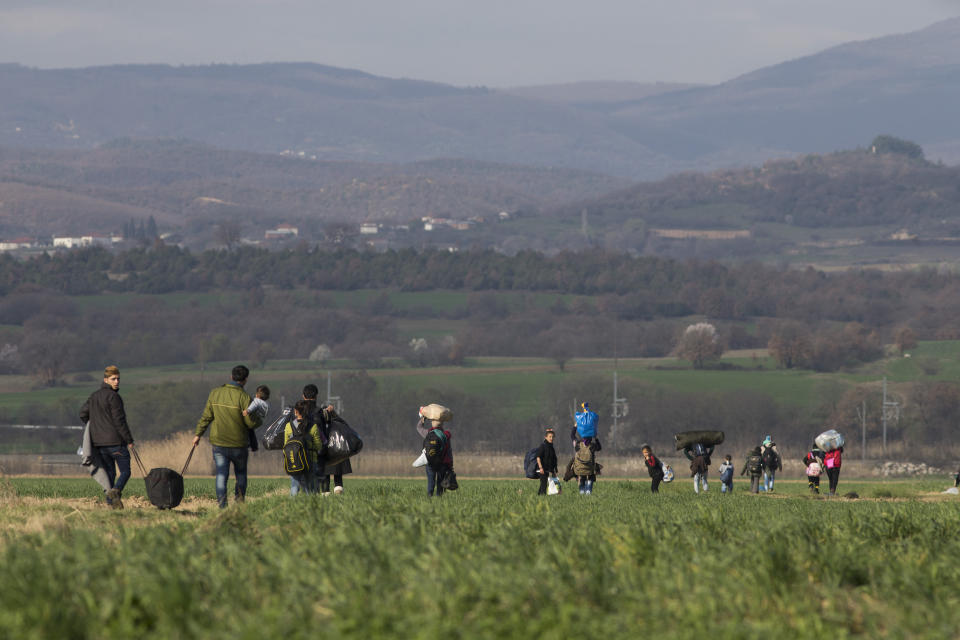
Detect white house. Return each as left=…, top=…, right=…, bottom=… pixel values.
left=265, top=224, right=299, bottom=240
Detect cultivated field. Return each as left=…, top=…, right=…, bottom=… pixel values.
left=2, top=476, right=959, bottom=638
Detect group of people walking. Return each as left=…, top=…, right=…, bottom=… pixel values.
left=80, top=363, right=354, bottom=509
left=81, top=366, right=849, bottom=508
left=670, top=434, right=843, bottom=496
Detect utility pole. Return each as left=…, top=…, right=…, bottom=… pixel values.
left=326, top=370, right=342, bottom=414
left=611, top=331, right=628, bottom=446
left=881, top=377, right=899, bottom=455
left=856, top=400, right=866, bottom=461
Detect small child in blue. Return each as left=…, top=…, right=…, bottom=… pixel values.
left=718, top=454, right=734, bottom=493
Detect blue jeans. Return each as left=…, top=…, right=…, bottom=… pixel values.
left=693, top=472, right=708, bottom=493
left=290, top=474, right=318, bottom=496
left=212, top=445, right=248, bottom=508
left=426, top=465, right=445, bottom=497
left=763, top=470, right=776, bottom=491
left=721, top=480, right=733, bottom=493
left=95, top=445, right=131, bottom=494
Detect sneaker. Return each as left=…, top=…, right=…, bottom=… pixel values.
left=107, top=488, right=124, bottom=510
left=234, top=494, right=245, bottom=504
left=322, top=492, right=332, bottom=497
left=333, top=486, right=343, bottom=495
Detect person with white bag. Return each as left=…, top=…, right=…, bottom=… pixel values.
left=641, top=444, right=666, bottom=493
left=416, top=404, right=454, bottom=497
left=534, top=428, right=559, bottom=495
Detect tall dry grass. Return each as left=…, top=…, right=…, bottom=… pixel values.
left=0, top=433, right=941, bottom=479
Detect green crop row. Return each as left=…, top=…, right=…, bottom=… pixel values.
left=2, top=478, right=960, bottom=638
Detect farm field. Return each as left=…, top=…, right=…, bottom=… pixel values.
left=4, top=340, right=955, bottom=422
left=2, top=477, right=960, bottom=638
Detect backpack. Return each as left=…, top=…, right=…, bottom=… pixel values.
left=748, top=454, right=763, bottom=475
left=283, top=421, right=312, bottom=476
left=524, top=447, right=540, bottom=479
left=423, top=427, right=448, bottom=469
left=762, top=447, right=779, bottom=470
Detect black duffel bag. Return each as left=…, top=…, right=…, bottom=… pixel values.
left=324, top=417, right=363, bottom=467
left=134, top=445, right=196, bottom=510
left=674, top=430, right=725, bottom=450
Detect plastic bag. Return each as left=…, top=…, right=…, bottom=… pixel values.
left=261, top=407, right=293, bottom=450
left=815, top=429, right=844, bottom=452
left=412, top=449, right=428, bottom=468
left=325, top=417, right=363, bottom=466
left=547, top=476, right=561, bottom=495
left=662, top=463, right=674, bottom=483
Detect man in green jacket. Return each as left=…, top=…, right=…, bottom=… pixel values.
left=193, top=365, right=263, bottom=508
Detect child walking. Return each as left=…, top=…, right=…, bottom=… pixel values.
left=641, top=445, right=665, bottom=493
left=741, top=446, right=764, bottom=493
left=804, top=446, right=824, bottom=494
left=284, top=400, right=323, bottom=495
left=243, top=385, right=270, bottom=451
left=718, top=454, right=734, bottom=493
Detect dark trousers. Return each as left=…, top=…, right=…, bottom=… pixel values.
left=807, top=475, right=821, bottom=493
left=650, top=474, right=663, bottom=493
left=212, top=445, right=249, bottom=508
left=95, top=445, right=131, bottom=494
left=826, top=468, right=841, bottom=494
left=426, top=465, right=447, bottom=497
left=320, top=474, right=343, bottom=493
left=750, top=474, right=761, bottom=493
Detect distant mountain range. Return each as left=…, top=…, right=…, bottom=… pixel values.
left=2, top=17, right=959, bottom=178
left=0, top=141, right=628, bottom=239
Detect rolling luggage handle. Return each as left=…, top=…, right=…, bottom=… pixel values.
left=181, top=442, right=197, bottom=476
left=132, top=447, right=148, bottom=477
left=131, top=444, right=197, bottom=477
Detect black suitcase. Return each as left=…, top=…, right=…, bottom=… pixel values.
left=134, top=445, right=196, bottom=510
left=145, top=467, right=185, bottom=509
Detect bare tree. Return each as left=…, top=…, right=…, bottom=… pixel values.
left=215, top=220, right=242, bottom=250
left=893, top=326, right=917, bottom=356
left=675, top=322, right=723, bottom=369
left=768, top=321, right=813, bottom=369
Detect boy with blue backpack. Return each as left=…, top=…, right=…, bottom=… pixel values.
left=717, top=454, right=735, bottom=493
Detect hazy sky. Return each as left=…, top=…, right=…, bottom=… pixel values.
left=1, top=1, right=958, bottom=87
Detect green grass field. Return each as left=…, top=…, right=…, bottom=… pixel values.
left=2, top=477, right=959, bottom=638
left=2, top=340, right=956, bottom=432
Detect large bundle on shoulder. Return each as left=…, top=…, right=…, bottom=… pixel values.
left=325, top=415, right=363, bottom=466
left=420, top=404, right=452, bottom=423
left=815, top=429, right=844, bottom=452
left=675, top=430, right=725, bottom=450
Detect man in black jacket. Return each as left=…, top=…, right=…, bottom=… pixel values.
left=79, top=365, right=135, bottom=509
left=535, top=428, right=559, bottom=495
